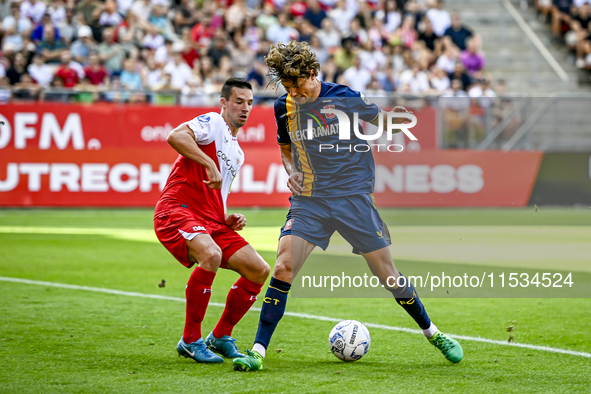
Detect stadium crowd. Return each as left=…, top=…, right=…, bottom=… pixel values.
left=0, top=0, right=497, bottom=104
left=536, top=0, right=591, bottom=76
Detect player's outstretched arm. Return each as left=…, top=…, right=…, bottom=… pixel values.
left=167, top=124, right=223, bottom=189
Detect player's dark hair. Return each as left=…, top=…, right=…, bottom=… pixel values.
left=264, top=40, right=320, bottom=85
left=221, top=77, right=253, bottom=99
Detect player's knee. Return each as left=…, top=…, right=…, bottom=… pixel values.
left=272, top=258, right=291, bottom=280
left=195, top=247, right=222, bottom=270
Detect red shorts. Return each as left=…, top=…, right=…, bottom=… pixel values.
left=154, top=208, right=249, bottom=269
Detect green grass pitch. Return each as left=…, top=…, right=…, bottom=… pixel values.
left=0, top=208, right=590, bottom=393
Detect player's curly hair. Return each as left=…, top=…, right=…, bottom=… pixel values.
left=264, top=40, right=320, bottom=84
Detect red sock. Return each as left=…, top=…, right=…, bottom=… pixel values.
left=212, top=277, right=263, bottom=338
left=183, top=266, right=216, bottom=344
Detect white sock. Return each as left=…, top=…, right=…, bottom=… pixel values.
left=252, top=343, right=266, bottom=358
left=423, top=322, right=439, bottom=339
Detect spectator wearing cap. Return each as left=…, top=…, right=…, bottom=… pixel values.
left=83, top=52, right=109, bottom=86
left=444, top=12, right=473, bottom=51
left=98, top=27, right=126, bottom=74
left=163, top=47, right=192, bottom=89
left=21, top=0, right=47, bottom=24
left=71, top=25, right=97, bottom=63
left=2, top=4, right=33, bottom=51
left=426, top=0, right=451, bottom=37
left=28, top=53, right=54, bottom=87
left=38, top=24, right=67, bottom=64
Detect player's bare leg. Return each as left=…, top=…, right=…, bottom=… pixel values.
left=178, top=234, right=225, bottom=363
left=362, top=247, right=463, bottom=363
left=233, top=235, right=315, bottom=371
left=205, top=245, right=270, bottom=359
left=272, top=234, right=316, bottom=283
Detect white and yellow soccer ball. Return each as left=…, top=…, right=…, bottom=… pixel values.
left=328, top=320, right=371, bottom=362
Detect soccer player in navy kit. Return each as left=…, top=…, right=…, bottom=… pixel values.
left=233, top=41, right=463, bottom=371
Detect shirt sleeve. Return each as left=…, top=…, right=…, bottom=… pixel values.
left=274, top=98, right=291, bottom=145
left=347, top=88, right=380, bottom=124
left=185, top=112, right=217, bottom=145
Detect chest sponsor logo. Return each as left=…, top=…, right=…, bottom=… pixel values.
left=192, top=226, right=206, bottom=231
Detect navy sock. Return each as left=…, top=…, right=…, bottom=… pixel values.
left=388, top=273, right=431, bottom=330
left=254, top=277, right=291, bottom=349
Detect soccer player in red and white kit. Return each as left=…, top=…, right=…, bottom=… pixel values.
left=154, top=78, right=270, bottom=364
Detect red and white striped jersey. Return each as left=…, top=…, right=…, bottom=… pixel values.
left=157, top=112, right=244, bottom=223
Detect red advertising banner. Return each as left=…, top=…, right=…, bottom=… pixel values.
left=372, top=150, right=543, bottom=207
left=0, top=104, right=538, bottom=207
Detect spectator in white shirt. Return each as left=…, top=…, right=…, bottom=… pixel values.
left=28, top=54, right=54, bottom=87
left=358, top=40, right=387, bottom=73
left=316, top=18, right=341, bottom=51
left=266, top=13, right=299, bottom=44
left=142, top=25, right=165, bottom=50
left=342, top=56, right=372, bottom=93
left=376, top=0, right=402, bottom=33
left=328, top=0, right=356, bottom=34
left=99, top=2, right=123, bottom=27
left=21, top=0, right=47, bottom=24
left=399, top=63, right=431, bottom=94
left=163, top=49, right=192, bottom=89
left=3, top=5, right=33, bottom=51
left=429, top=66, right=450, bottom=93
left=426, top=0, right=451, bottom=37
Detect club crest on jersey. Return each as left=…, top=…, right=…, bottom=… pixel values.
left=323, top=104, right=336, bottom=119
left=284, top=219, right=294, bottom=230
left=197, top=115, right=211, bottom=123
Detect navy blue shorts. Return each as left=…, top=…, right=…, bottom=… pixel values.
left=280, top=194, right=392, bottom=254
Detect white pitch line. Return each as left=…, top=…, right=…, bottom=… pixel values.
left=1, top=276, right=590, bottom=359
